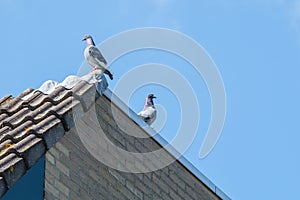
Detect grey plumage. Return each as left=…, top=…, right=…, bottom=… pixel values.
left=82, top=34, right=113, bottom=80
left=138, top=94, right=157, bottom=125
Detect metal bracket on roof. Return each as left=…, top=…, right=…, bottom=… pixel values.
left=94, top=73, right=108, bottom=96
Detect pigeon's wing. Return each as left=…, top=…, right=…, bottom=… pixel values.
left=138, top=107, right=156, bottom=124
left=138, top=110, right=145, bottom=118
left=138, top=110, right=150, bottom=124
left=147, top=108, right=157, bottom=124
left=138, top=109, right=150, bottom=118
left=150, top=109, right=157, bottom=121
left=89, top=46, right=107, bottom=65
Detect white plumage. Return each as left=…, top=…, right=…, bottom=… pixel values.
left=138, top=94, right=157, bottom=125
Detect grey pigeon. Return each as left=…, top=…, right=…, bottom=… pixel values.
left=138, top=94, right=157, bottom=125
left=82, top=34, right=113, bottom=80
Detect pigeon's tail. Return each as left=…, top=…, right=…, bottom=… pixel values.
left=104, top=69, right=113, bottom=80
left=143, top=117, right=151, bottom=123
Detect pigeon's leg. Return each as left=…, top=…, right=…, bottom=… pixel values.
left=104, top=69, right=113, bottom=80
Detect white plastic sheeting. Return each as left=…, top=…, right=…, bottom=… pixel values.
left=22, top=70, right=108, bottom=100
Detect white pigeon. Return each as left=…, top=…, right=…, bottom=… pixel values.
left=138, top=94, right=157, bottom=125
left=82, top=34, right=113, bottom=80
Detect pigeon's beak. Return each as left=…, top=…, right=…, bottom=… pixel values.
left=152, top=96, right=156, bottom=99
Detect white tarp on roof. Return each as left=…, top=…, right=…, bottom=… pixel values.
left=22, top=70, right=108, bottom=100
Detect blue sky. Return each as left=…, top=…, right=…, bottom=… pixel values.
left=1, top=1, right=300, bottom=199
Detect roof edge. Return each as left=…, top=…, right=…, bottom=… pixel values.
left=103, top=89, right=230, bottom=200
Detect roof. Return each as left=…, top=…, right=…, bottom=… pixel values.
left=0, top=72, right=106, bottom=197
left=0, top=73, right=230, bottom=199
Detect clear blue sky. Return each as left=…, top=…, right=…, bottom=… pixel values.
left=1, top=1, right=300, bottom=199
